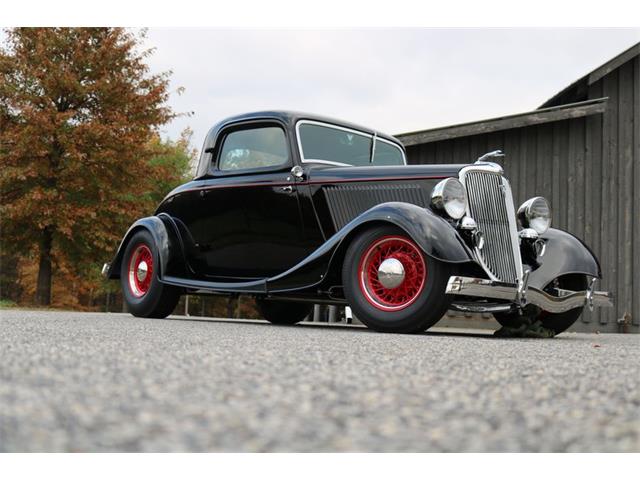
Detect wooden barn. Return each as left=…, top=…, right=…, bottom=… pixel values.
left=396, top=42, right=640, bottom=333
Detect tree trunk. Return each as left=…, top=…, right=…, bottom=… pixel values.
left=35, top=226, right=53, bottom=305
left=0, top=250, right=21, bottom=302
left=227, top=296, right=237, bottom=318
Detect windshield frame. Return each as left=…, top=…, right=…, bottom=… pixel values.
left=295, top=119, right=407, bottom=167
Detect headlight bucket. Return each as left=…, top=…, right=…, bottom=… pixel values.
left=431, top=178, right=467, bottom=220
left=517, top=197, right=551, bottom=234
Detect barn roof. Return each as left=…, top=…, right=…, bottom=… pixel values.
left=539, top=41, right=639, bottom=108
left=395, top=97, right=607, bottom=147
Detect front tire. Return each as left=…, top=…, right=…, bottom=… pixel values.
left=342, top=225, right=452, bottom=333
left=256, top=299, right=313, bottom=325
left=120, top=230, right=181, bottom=318
left=494, top=274, right=588, bottom=336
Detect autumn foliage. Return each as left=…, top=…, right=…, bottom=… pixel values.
left=0, top=28, right=190, bottom=307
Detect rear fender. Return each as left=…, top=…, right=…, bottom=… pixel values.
left=105, top=214, right=185, bottom=280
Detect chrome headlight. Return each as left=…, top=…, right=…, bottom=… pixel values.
left=517, top=197, right=551, bottom=234
left=431, top=178, right=467, bottom=220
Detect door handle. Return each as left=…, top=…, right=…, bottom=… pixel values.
left=280, top=185, right=293, bottom=193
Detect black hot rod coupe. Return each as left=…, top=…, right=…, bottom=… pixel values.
left=103, top=111, right=612, bottom=334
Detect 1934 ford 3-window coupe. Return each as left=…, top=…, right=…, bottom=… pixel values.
left=104, top=111, right=613, bottom=335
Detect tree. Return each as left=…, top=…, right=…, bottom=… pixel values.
left=7, top=130, right=195, bottom=311
left=146, top=128, right=196, bottom=206
left=0, top=28, right=178, bottom=305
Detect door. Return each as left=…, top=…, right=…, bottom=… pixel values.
left=180, top=123, right=316, bottom=280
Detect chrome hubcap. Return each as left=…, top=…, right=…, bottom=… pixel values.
left=136, top=261, right=148, bottom=282
left=377, top=258, right=405, bottom=289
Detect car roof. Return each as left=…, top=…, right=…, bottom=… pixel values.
left=209, top=110, right=402, bottom=146
left=195, top=110, right=405, bottom=178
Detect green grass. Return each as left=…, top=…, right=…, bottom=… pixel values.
left=0, top=299, right=18, bottom=308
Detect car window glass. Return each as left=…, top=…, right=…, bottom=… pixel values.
left=372, top=140, right=405, bottom=166
left=219, top=127, right=288, bottom=171
left=298, top=123, right=372, bottom=166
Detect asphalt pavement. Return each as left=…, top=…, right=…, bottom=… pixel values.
left=0, top=309, right=638, bottom=452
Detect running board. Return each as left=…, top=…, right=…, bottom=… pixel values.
left=161, top=275, right=267, bottom=294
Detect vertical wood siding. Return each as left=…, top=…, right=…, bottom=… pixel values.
left=404, top=56, right=639, bottom=332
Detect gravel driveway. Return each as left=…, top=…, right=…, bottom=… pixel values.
left=0, top=309, right=638, bottom=452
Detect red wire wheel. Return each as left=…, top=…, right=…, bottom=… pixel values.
left=127, top=243, right=154, bottom=298
left=358, top=235, right=427, bottom=311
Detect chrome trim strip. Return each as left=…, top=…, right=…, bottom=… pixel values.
left=446, top=275, right=614, bottom=314
left=301, top=159, right=352, bottom=167
left=371, top=131, right=378, bottom=162
left=501, top=175, right=524, bottom=282
left=295, top=119, right=407, bottom=166
left=297, top=119, right=374, bottom=139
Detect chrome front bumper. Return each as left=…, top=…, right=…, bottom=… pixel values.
left=446, top=276, right=613, bottom=313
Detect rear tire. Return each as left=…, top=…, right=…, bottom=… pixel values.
left=494, top=274, right=588, bottom=335
left=120, top=230, right=181, bottom=318
left=256, top=299, right=313, bottom=325
left=342, top=225, right=452, bottom=333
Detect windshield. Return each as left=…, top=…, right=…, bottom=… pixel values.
left=298, top=122, right=405, bottom=166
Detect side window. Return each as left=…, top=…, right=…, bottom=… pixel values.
left=219, top=126, right=289, bottom=171
left=298, top=123, right=372, bottom=166
left=372, top=140, right=405, bottom=166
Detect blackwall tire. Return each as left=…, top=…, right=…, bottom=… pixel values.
left=494, top=274, right=588, bottom=335
left=120, top=230, right=181, bottom=318
left=342, top=225, right=452, bottom=334
left=256, top=299, right=313, bottom=325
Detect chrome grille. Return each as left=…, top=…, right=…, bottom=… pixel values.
left=462, top=169, right=522, bottom=284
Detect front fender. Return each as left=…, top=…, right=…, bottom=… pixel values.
left=267, top=202, right=473, bottom=292
left=105, top=214, right=182, bottom=280
left=339, top=202, right=473, bottom=263
left=528, top=228, right=602, bottom=289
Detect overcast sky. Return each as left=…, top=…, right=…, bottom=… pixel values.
left=6, top=28, right=639, bottom=150
left=145, top=28, right=640, bottom=150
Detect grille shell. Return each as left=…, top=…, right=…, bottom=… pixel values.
left=461, top=168, right=522, bottom=284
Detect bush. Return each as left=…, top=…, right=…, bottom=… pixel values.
left=0, top=299, right=17, bottom=308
